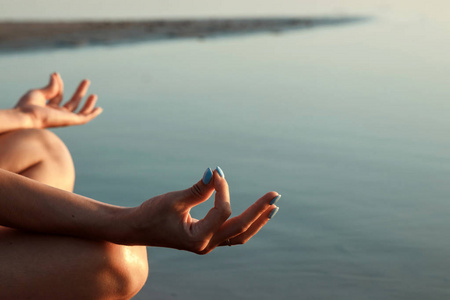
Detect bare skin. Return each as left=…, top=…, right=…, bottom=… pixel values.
left=0, top=74, right=280, bottom=299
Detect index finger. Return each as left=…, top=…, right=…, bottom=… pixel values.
left=193, top=169, right=231, bottom=240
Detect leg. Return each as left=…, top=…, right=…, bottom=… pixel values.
left=0, top=226, right=148, bottom=300
left=0, top=129, right=149, bottom=299
left=0, top=129, right=75, bottom=192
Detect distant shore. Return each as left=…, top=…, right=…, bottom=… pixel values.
left=0, top=17, right=366, bottom=53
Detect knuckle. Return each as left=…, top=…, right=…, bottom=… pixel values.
left=225, top=208, right=232, bottom=219
left=218, top=204, right=232, bottom=219
left=195, top=249, right=208, bottom=255
left=189, top=183, right=203, bottom=199
left=236, top=222, right=249, bottom=234
left=27, top=89, right=39, bottom=97
left=187, top=239, right=208, bottom=254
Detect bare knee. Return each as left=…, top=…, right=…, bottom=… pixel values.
left=26, top=129, right=74, bottom=170
left=0, top=228, right=149, bottom=300
left=24, top=129, right=75, bottom=191
left=98, top=244, right=149, bottom=300
left=0, top=128, right=76, bottom=191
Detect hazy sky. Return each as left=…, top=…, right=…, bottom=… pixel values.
left=0, top=0, right=449, bottom=22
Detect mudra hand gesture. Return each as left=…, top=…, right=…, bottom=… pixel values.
left=0, top=73, right=280, bottom=299
left=7, top=73, right=281, bottom=253
left=14, top=73, right=102, bottom=128
left=124, top=167, right=280, bottom=253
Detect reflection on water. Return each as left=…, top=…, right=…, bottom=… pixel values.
left=1, top=15, right=450, bottom=300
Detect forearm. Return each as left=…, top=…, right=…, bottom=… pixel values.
left=0, top=168, right=130, bottom=244
left=0, top=108, right=34, bottom=133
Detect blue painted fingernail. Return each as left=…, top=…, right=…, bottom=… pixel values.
left=269, top=207, right=279, bottom=219
left=202, top=168, right=213, bottom=184
left=270, top=195, right=281, bottom=205
left=216, top=166, right=225, bottom=178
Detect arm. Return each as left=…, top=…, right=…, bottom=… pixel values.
left=1, top=74, right=279, bottom=253
left=0, top=73, right=102, bottom=134
left=0, top=168, right=123, bottom=241
left=0, top=167, right=279, bottom=253
left=0, top=108, right=33, bottom=134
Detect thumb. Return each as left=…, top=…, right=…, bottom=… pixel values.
left=179, top=168, right=216, bottom=208
left=39, top=73, right=60, bottom=99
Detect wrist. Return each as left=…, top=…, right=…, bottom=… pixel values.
left=14, top=106, right=41, bottom=129
left=0, top=108, right=35, bottom=133
left=105, top=206, right=140, bottom=245
left=12, top=107, right=36, bottom=129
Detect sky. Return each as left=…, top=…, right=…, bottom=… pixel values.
left=0, top=0, right=449, bottom=23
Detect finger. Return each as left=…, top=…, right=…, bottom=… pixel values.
left=64, top=79, right=90, bottom=111
left=194, top=168, right=231, bottom=240
left=79, top=94, right=98, bottom=114
left=47, top=73, right=64, bottom=106
left=219, top=206, right=279, bottom=247
left=209, top=192, right=280, bottom=245
left=79, top=107, right=103, bottom=124
left=66, top=107, right=103, bottom=126
left=39, top=73, right=59, bottom=99
left=179, top=167, right=216, bottom=209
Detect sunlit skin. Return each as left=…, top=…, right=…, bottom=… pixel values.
left=14, top=73, right=103, bottom=128
left=0, top=74, right=279, bottom=299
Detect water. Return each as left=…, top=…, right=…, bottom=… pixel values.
left=2, top=6, right=450, bottom=300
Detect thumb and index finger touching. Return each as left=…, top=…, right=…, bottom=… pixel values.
left=181, top=167, right=232, bottom=239
left=17, top=73, right=60, bottom=106
left=40, top=73, right=102, bottom=124
left=39, top=73, right=95, bottom=111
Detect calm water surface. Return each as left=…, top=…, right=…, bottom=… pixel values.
left=1, top=16, right=450, bottom=300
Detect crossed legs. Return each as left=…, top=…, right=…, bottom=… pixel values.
left=0, top=129, right=149, bottom=300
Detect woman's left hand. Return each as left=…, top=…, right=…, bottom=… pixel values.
left=121, top=167, right=280, bottom=254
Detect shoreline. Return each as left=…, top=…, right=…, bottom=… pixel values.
left=0, top=17, right=367, bottom=52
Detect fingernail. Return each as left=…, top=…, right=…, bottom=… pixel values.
left=216, top=166, right=225, bottom=178
left=202, top=167, right=213, bottom=184
left=270, top=195, right=281, bottom=205
left=269, top=207, right=279, bottom=219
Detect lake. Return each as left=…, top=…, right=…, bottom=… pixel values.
left=1, top=7, right=450, bottom=300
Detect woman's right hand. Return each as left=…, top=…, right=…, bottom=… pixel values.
left=15, top=73, right=102, bottom=129
left=120, top=167, right=280, bottom=254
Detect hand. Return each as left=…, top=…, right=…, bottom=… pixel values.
left=15, top=73, right=102, bottom=128
left=123, top=167, right=280, bottom=254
